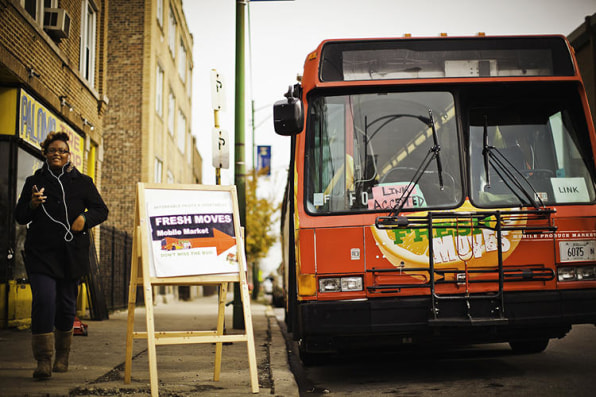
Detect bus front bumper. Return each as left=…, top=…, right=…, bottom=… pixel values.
left=296, top=289, right=596, bottom=351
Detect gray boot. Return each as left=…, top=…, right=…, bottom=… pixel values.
left=53, top=328, right=73, bottom=373
left=32, top=333, right=54, bottom=379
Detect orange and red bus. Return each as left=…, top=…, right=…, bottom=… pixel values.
left=273, top=35, right=596, bottom=364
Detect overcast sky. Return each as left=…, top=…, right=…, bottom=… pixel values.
left=182, top=0, right=595, bottom=187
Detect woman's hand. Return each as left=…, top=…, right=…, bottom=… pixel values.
left=30, top=186, right=46, bottom=209
left=71, top=215, right=86, bottom=232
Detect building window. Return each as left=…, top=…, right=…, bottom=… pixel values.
left=154, top=158, right=163, bottom=183
left=178, top=41, right=186, bottom=82
left=187, top=68, right=192, bottom=99
left=168, top=90, right=175, bottom=136
left=186, top=134, right=192, bottom=165
left=156, top=0, right=163, bottom=27
left=168, top=6, right=177, bottom=58
left=156, top=64, right=164, bottom=117
left=80, top=0, right=97, bottom=87
left=177, top=110, right=186, bottom=153
left=167, top=170, right=174, bottom=184
left=21, top=0, right=58, bottom=25
left=20, top=0, right=43, bottom=24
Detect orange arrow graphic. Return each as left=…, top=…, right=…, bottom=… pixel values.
left=161, top=228, right=236, bottom=255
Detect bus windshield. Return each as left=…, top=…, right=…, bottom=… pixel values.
left=305, top=91, right=462, bottom=214
left=305, top=85, right=596, bottom=214
left=469, top=84, right=596, bottom=207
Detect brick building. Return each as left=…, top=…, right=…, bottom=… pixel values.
left=0, top=0, right=108, bottom=327
left=102, top=0, right=201, bottom=302
left=0, top=0, right=202, bottom=327
left=102, top=0, right=200, bottom=236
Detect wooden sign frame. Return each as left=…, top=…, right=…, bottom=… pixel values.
left=124, top=183, right=258, bottom=395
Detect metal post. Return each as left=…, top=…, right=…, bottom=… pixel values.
left=123, top=231, right=129, bottom=309
left=233, top=0, right=247, bottom=329
left=251, top=99, right=256, bottom=170
left=250, top=99, right=259, bottom=300
left=111, top=226, right=116, bottom=309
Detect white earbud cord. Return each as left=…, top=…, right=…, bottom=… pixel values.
left=40, top=162, right=74, bottom=242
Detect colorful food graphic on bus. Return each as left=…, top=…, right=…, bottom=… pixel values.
left=371, top=200, right=525, bottom=271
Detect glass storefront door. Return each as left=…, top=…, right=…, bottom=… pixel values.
left=14, top=148, right=43, bottom=280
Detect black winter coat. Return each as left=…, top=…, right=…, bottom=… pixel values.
left=15, top=162, right=109, bottom=279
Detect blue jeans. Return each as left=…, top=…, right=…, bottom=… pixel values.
left=29, top=273, right=79, bottom=334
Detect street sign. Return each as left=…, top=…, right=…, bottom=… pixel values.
left=210, top=69, right=226, bottom=111
left=257, top=145, right=271, bottom=176
left=212, top=128, right=230, bottom=169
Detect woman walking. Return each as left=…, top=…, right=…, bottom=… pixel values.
left=15, top=131, right=108, bottom=379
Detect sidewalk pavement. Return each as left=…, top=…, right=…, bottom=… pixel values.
left=0, top=295, right=299, bottom=396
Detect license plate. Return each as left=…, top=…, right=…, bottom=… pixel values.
left=559, top=240, right=596, bottom=262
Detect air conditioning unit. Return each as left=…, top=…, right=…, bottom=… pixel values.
left=43, top=8, right=71, bottom=39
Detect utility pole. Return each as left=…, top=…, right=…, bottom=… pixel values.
left=233, top=0, right=247, bottom=329
left=232, top=0, right=293, bottom=328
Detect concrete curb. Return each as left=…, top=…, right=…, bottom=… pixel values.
left=266, top=306, right=300, bottom=397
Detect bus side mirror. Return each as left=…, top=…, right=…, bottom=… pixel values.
left=274, top=94, right=303, bottom=136
left=273, top=97, right=303, bottom=136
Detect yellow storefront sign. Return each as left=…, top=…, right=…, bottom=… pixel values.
left=0, top=88, right=85, bottom=169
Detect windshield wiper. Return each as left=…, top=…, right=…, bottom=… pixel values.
left=382, top=109, right=444, bottom=218
left=483, top=116, right=491, bottom=186
left=482, top=117, right=543, bottom=209
left=429, top=110, right=444, bottom=189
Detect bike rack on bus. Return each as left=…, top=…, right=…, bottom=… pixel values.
left=374, top=209, right=557, bottom=326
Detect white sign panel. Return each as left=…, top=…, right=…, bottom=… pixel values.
left=144, top=188, right=240, bottom=277
left=210, top=69, right=226, bottom=111
left=212, top=127, right=230, bottom=169
left=551, top=177, right=590, bottom=203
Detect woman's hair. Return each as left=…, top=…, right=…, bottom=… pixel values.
left=40, top=131, right=70, bottom=154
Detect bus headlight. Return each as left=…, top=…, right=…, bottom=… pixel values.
left=558, top=267, right=576, bottom=281
left=577, top=266, right=596, bottom=280
left=319, top=278, right=341, bottom=292
left=341, top=277, right=363, bottom=291
left=558, top=265, right=596, bottom=281
left=319, top=276, right=363, bottom=293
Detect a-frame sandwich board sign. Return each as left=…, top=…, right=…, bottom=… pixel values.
left=124, top=183, right=259, bottom=396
